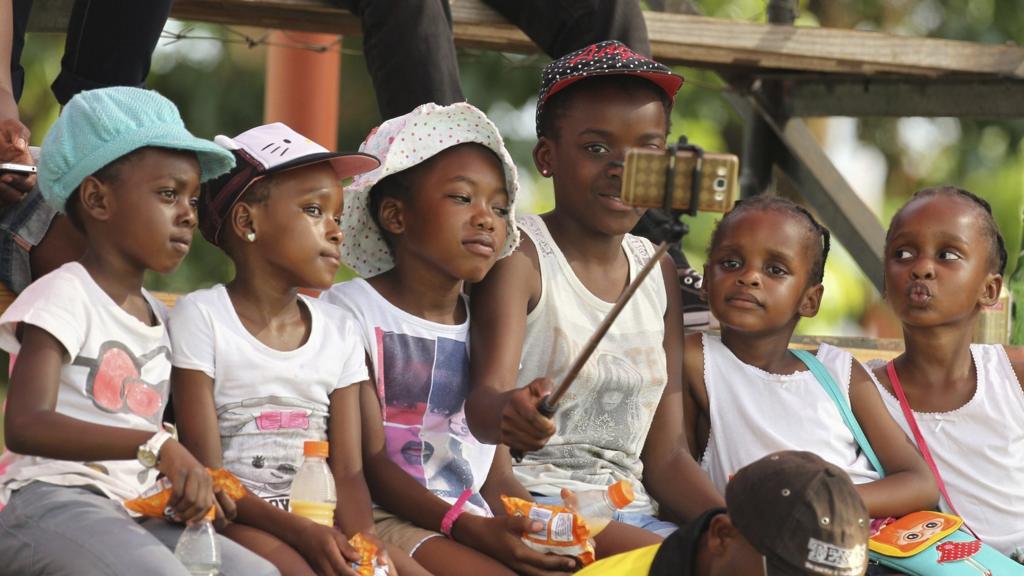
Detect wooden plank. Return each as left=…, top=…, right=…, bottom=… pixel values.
left=0, top=285, right=179, bottom=311
left=163, top=0, right=1024, bottom=79
left=781, top=78, right=1024, bottom=118
left=743, top=91, right=886, bottom=291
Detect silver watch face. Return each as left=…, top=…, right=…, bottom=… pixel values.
left=138, top=446, right=158, bottom=468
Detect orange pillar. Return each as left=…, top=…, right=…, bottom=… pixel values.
left=264, top=31, right=341, bottom=150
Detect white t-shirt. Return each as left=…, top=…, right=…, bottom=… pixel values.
left=871, top=345, right=1024, bottom=555
left=322, top=278, right=496, bottom=517
left=169, top=285, right=368, bottom=510
left=0, top=262, right=171, bottom=506
left=700, top=333, right=881, bottom=492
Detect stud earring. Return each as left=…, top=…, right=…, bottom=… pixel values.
left=541, top=168, right=551, bottom=176
left=246, top=232, right=256, bottom=243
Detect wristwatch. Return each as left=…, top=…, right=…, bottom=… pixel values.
left=137, top=423, right=176, bottom=469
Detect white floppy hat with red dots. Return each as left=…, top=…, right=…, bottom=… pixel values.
left=340, top=102, right=520, bottom=278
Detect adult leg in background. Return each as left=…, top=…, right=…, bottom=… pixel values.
left=50, top=0, right=174, bottom=105
left=481, top=0, right=651, bottom=57
left=337, top=0, right=465, bottom=120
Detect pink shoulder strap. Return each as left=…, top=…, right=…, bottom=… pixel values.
left=886, top=361, right=979, bottom=539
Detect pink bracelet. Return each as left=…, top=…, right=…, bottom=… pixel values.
left=440, top=489, right=474, bottom=539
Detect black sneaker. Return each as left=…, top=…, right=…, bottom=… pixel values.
left=679, top=267, right=711, bottom=328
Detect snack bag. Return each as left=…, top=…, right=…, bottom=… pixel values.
left=125, top=468, right=246, bottom=520
left=501, top=495, right=595, bottom=565
left=349, top=532, right=390, bottom=576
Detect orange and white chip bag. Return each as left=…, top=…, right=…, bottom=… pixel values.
left=501, top=495, right=595, bottom=566
left=349, top=532, right=390, bottom=576
left=125, top=468, right=246, bottom=520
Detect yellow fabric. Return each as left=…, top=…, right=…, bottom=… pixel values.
left=576, top=544, right=660, bottom=575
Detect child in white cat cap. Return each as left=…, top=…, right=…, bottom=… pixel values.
left=323, top=103, right=578, bottom=576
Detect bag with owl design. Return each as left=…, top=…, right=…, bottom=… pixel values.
left=792, top=350, right=1024, bottom=575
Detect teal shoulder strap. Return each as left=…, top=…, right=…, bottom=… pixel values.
left=790, top=348, right=886, bottom=477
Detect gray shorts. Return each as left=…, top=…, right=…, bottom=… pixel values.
left=0, top=481, right=280, bottom=576
left=0, top=186, right=57, bottom=294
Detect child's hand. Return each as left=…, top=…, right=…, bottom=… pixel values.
left=501, top=378, right=557, bottom=452
left=211, top=485, right=238, bottom=530
left=0, top=118, right=36, bottom=206
left=156, top=439, right=215, bottom=525
left=452, top=513, right=576, bottom=576
left=295, top=521, right=361, bottom=576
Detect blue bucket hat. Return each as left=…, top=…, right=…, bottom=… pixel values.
left=38, top=87, right=236, bottom=212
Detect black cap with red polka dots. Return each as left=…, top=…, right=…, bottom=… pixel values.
left=535, top=40, right=683, bottom=136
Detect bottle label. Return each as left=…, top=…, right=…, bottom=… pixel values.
left=291, top=500, right=336, bottom=526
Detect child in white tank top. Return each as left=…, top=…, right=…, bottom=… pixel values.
left=684, top=196, right=937, bottom=519
left=870, top=187, right=1024, bottom=557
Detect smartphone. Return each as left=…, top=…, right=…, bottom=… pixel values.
left=621, top=148, right=738, bottom=213
left=0, top=163, right=37, bottom=176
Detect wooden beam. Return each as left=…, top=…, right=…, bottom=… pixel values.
left=781, top=77, right=1024, bottom=118
left=27, top=0, right=1024, bottom=80
left=746, top=92, right=887, bottom=291
left=167, top=0, right=1024, bottom=79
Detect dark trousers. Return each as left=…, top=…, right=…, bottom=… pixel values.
left=334, top=0, right=685, bottom=266
left=10, top=0, right=173, bottom=105
left=337, top=0, right=649, bottom=120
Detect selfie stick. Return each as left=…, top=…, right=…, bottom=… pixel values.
left=510, top=240, right=670, bottom=462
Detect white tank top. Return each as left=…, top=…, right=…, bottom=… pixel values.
left=871, top=344, right=1024, bottom=555
left=700, top=333, right=881, bottom=493
left=513, top=215, right=667, bottom=514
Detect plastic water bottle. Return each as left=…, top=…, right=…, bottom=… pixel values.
left=290, top=440, right=336, bottom=526
left=564, top=479, right=635, bottom=536
left=174, top=519, right=221, bottom=575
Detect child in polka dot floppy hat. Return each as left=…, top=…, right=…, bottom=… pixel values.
left=467, top=40, right=726, bottom=548
left=322, top=103, right=579, bottom=575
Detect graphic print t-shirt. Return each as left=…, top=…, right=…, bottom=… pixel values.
left=322, top=279, right=496, bottom=516
left=169, top=286, right=368, bottom=510
left=0, top=262, right=171, bottom=506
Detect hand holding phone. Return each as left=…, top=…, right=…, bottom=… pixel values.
left=0, top=118, right=37, bottom=205
left=0, top=163, right=37, bottom=176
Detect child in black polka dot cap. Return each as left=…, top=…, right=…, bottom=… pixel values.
left=468, top=38, right=726, bottom=542
left=536, top=40, right=683, bottom=138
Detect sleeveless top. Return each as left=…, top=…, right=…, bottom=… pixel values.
left=871, top=344, right=1024, bottom=555
left=513, top=214, right=667, bottom=514
left=700, top=333, right=881, bottom=493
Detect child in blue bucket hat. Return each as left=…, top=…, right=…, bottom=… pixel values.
left=0, top=87, right=278, bottom=576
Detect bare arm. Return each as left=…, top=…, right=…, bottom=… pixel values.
left=681, top=332, right=709, bottom=459
left=0, top=0, right=33, bottom=204
left=0, top=0, right=18, bottom=122
left=479, top=445, right=532, bottom=514
left=361, top=376, right=574, bottom=575
left=5, top=324, right=213, bottom=522
left=849, top=361, right=938, bottom=517
left=467, top=236, right=554, bottom=450
left=329, top=382, right=375, bottom=535
left=640, top=256, right=725, bottom=521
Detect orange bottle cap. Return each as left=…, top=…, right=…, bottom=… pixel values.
left=607, top=480, right=635, bottom=509
left=304, top=440, right=329, bottom=458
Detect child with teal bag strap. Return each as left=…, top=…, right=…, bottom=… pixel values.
left=683, top=195, right=938, bottom=522
left=864, top=187, right=1024, bottom=568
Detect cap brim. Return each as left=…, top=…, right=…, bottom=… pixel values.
left=544, top=70, right=684, bottom=104
left=268, top=151, right=381, bottom=180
